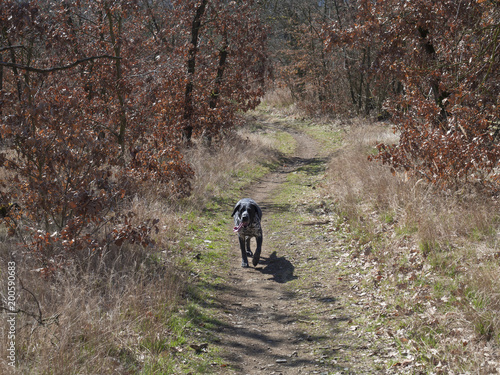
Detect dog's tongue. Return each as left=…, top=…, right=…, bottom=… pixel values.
left=233, top=222, right=247, bottom=233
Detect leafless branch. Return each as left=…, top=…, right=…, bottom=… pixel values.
left=0, top=55, right=121, bottom=74
left=0, top=276, right=60, bottom=326
left=0, top=45, right=24, bottom=53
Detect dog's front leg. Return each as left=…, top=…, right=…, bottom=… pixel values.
left=239, top=236, right=249, bottom=267
left=245, top=237, right=253, bottom=258
left=252, top=234, right=263, bottom=267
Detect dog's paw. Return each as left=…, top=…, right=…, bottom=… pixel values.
left=246, top=250, right=254, bottom=258
left=241, top=261, right=249, bottom=268
left=252, top=255, right=260, bottom=267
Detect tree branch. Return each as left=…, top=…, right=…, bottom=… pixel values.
left=0, top=305, right=60, bottom=326
left=0, top=45, right=24, bottom=53
left=0, top=55, right=121, bottom=74
left=0, top=276, right=60, bottom=326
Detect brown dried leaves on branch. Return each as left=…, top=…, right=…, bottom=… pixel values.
left=273, top=0, right=499, bottom=191
left=0, top=0, right=268, bottom=271
left=325, top=0, right=500, bottom=190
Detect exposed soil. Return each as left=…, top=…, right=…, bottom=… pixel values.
left=212, top=116, right=391, bottom=374
left=218, top=130, right=329, bottom=374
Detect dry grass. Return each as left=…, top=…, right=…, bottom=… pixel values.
left=182, top=127, right=278, bottom=208
left=326, top=119, right=500, bottom=371
left=328, top=121, right=498, bottom=250
left=260, top=87, right=295, bottom=110
left=261, top=84, right=355, bottom=118
left=0, top=214, right=184, bottom=374
left=0, top=124, right=276, bottom=374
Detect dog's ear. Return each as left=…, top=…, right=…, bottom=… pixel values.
left=231, top=203, right=240, bottom=217
left=251, top=202, right=262, bottom=219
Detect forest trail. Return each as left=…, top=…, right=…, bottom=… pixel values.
left=211, top=114, right=396, bottom=374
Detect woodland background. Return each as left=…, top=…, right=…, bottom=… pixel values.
left=0, top=0, right=499, bottom=263
left=0, top=0, right=499, bottom=373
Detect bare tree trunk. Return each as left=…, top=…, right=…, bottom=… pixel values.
left=209, top=33, right=228, bottom=110
left=418, top=26, right=449, bottom=126
left=182, top=0, right=208, bottom=144
left=364, top=46, right=372, bottom=116
left=203, top=32, right=228, bottom=147
left=105, top=5, right=127, bottom=150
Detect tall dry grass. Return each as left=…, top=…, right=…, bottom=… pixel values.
left=328, top=121, right=498, bottom=251
left=0, top=216, right=184, bottom=374
left=260, top=86, right=295, bottom=111
left=182, top=126, right=278, bottom=208
left=0, top=124, right=275, bottom=374
left=326, top=119, right=500, bottom=368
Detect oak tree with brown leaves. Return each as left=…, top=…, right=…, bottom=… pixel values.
left=276, top=0, right=500, bottom=190
left=343, top=0, right=500, bottom=190
left=0, top=0, right=267, bottom=271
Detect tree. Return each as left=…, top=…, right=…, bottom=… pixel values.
left=0, top=0, right=268, bottom=270
left=261, top=0, right=385, bottom=115
left=323, top=0, right=500, bottom=190
left=177, top=0, right=268, bottom=143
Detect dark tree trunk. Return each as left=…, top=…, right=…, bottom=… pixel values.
left=209, top=34, right=228, bottom=110
left=203, top=33, right=228, bottom=147
left=182, top=0, right=208, bottom=143
left=418, top=26, right=449, bottom=125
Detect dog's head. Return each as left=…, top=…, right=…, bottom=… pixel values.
left=231, top=198, right=262, bottom=230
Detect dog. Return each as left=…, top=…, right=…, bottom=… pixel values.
left=231, top=198, right=263, bottom=268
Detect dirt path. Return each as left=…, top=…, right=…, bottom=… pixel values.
left=211, top=117, right=382, bottom=374
left=218, top=132, right=324, bottom=373
left=199, top=114, right=500, bottom=375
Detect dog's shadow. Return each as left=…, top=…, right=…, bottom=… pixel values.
left=257, top=251, right=297, bottom=283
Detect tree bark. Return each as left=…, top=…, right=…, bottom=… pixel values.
left=209, top=33, right=228, bottom=110
left=418, top=26, right=449, bottom=125
left=182, top=0, right=208, bottom=143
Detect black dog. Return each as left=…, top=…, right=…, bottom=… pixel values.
left=231, top=198, right=263, bottom=268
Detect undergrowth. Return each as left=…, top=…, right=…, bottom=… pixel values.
left=325, top=121, right=500, bottom=373
left=0, top=125, right=280, bottom=374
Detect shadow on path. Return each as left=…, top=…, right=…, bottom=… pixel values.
left=257, top=251, right=297, bottom=283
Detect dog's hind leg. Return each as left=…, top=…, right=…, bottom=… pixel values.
left=245, top=237, right=253, bottom=258
left=252, top=234, right=263, bottom=267
left=238, top=236, right=249, bottom=267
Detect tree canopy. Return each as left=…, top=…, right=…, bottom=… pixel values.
left=0, top=0, right=499, bottom=268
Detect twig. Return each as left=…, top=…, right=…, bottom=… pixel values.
left=0, top=55, right=121, bottom=74
left=0, top=277, right=60, bottom=326
left=0, top=45, right=24, bottom=52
